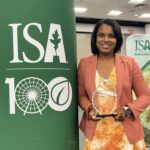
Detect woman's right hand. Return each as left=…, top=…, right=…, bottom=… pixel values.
left=88, top=106, right=101, bottom=121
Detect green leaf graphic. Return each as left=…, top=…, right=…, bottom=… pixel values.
left=141, top=60, right=150, bottom=147
left=142, top=60, right=150, bottom=85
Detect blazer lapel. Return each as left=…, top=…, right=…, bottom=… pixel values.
left=88, top=55, right=97, bottom=98
left=115, top=54, right=124, bottom=101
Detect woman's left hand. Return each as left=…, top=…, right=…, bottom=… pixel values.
left=114, top=108, right=126, bottom=122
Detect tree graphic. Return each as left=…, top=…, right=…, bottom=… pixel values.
left=50, top=30, right=61, bottom=55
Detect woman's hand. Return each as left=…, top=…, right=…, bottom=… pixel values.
left=88, top=106, right=101, bottom=121
left=114, top=108, right=126, bottom=122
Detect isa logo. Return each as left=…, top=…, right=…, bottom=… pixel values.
left=5, top=23, right=73, bottom=115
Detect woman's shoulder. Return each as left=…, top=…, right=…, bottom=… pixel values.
left=117, top=54, right=135, bottom=63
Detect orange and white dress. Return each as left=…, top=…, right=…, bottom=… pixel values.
left=84, top=67, right=146, bottom=150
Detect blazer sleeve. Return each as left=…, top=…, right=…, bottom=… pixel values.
left=127, top=58, right=150, bottom=119
left=78, top=59, right=92, bottom=115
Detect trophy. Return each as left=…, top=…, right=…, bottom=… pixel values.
left=92, top=78, right=117, bottom=118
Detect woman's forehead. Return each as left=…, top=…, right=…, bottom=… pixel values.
left=97, top=24, right=114, bottom=33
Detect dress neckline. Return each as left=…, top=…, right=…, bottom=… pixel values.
left=96, top=66, right=115, bottom=80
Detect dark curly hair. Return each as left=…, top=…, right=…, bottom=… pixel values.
left=91, top=19, right=123, bottom=55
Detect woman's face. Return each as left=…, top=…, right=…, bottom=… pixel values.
left=96, top=24, right=117, bottom=55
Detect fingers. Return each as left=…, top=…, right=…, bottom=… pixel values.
left=88, top=108, right=95, bottom=119
left=88, top=108, right=101, bottom=121
left=114, top=115, right=125, bottom=122
left=88, top=107, right=126, bottom=122
left=91, top=116, right=101, bottom=121
left=114, top=108, right=126, bottom=122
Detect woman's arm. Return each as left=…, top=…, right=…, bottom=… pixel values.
left=78, top=59, right=92, bottom=115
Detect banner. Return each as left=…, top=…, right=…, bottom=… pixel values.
left=0, top=0, right=79, bottom=150
left=126, top=34, right=150, bottom=147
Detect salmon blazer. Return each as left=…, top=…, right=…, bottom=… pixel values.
left=78, top=54, right=150, bottom=143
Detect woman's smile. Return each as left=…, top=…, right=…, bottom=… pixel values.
left=100, top=43, right=112, bottom=49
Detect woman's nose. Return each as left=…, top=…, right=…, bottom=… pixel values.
left=103, top=35, right=109, bottom=41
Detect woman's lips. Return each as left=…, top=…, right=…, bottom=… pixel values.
left=101, top=44, right=111, bottom=48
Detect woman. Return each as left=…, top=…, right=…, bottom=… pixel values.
left=78, top=19, right=150, bottom=150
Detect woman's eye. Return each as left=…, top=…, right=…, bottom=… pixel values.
left=97, top=34, right=104, bottom=38
left=108, top=34, right=115, bottom=38
left=97, top=33, right=115, bottom=39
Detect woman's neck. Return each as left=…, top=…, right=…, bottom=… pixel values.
left=97, top=53, right=115, bottom=79
left=98, top=53, right=115, bottom=61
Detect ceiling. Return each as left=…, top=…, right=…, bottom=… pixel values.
left=74, top=0, right=150, bottom=23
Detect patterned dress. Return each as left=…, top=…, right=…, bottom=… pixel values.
left=84, top=67, right=146, bottom=150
